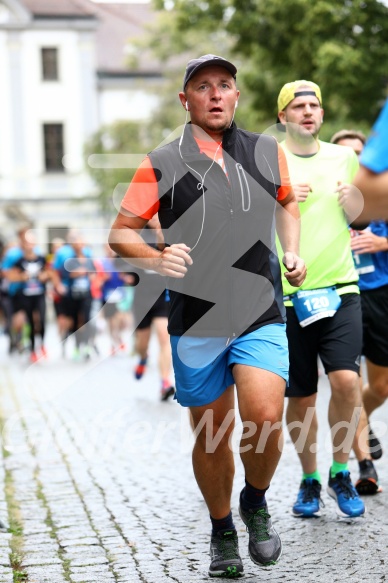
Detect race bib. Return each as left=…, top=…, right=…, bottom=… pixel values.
left=106, top=288, right=124, bottom=304
left=291, top=287, right=341, bottom=327
left=72, top=276, right=89, bottom=292
left=70, top=276, right=90, bottom=299
left=23, top=279, right=44, bottom=296
left=352, top=252, right=375, bottom=275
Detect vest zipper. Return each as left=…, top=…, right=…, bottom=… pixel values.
left=223, top=157, right=235, bottom=342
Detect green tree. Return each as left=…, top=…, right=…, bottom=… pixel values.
left=85, top=0, right=388, bottom=216
left=84, top=13, right=243, bottom=218
left=131, top=9, right=244, bottom=134
left=84, top=121, right=155, bottom=222
left=151, top=0, right=388, bottom=133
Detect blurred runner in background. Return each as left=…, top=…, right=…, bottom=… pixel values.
left=332, top=129, right=387, bottom=494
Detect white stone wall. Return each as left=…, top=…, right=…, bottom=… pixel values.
left=99, top=84, right=160, bottom=125
left=0, top=30, right=13, bottom=179
left=0, top=1, right=165, bottom=247
left=0, top=20, right=102, bottom=244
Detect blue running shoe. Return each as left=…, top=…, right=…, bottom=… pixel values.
left=327, top=470, right=365, bottom=518
left=292, top=478, right=322, bottom=517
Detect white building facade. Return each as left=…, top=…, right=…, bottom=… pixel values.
left=0, top=0, right=162, bottom=250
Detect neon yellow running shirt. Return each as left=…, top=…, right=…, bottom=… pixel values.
left=277, top=140, right=359, bottom=300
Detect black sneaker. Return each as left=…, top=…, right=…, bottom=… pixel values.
left=356, top=459, right=382, bottom=495
left=239, top=501, right=281, bottom=566
left=208, top=529, right=244, bottom=578
left=368, top=427, right=382, bottom=460
left=160, top=386, right=175, bottom=401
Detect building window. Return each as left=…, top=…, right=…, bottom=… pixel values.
left=42, top=48, right=58, bottom=81
left=43, top=124, right=64, bottom=172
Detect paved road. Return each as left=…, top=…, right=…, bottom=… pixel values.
left=0, top=323, right=387, bottom=582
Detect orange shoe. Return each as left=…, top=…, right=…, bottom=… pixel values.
left=30, top=351, right=39, bottom=364
left=134, top=358, right=147, bottom=380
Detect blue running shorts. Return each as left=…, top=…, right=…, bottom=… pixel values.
left=170, top=324, right=289, bottom=407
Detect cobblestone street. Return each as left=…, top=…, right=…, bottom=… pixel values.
left=0, top=324, right=387, bottom=583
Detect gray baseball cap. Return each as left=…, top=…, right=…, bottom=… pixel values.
left=183, top=54, right=237, bottom=89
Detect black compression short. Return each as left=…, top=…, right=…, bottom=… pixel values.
left=361, top=284, right=388, bottom=366
left=133, top=292, right=169, bottom=330
left=285, top=293, right=362, bottom=397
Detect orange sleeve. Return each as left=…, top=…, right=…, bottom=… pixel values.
left=121, top=156, right=160, bottom=219
left=276, top=144, right=292, bottom=201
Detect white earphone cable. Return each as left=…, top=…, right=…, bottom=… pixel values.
left=178, top=119, right=222, bottom=252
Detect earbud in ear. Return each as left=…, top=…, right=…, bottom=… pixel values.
left=185, top=102, right=189, bottom=111
left=235, top=101, right=239, bottom=109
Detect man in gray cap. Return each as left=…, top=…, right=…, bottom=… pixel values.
left=110, top=54, right=306, bottom=578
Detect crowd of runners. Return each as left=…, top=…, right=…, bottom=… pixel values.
left=0, top=225, right=175, bottom=402
left=1, top=51, right=388, bottom=580
left=109, top=55, right=388, bottom=579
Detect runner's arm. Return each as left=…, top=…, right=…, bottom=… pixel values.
left=276, top=191, right=306, bottom=288
left=4, top=266, right=26, bottom=282
left=109, top=211, right=192, bottom=278
left=353, top=167, right=388, bottom=222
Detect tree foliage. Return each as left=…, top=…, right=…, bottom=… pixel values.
left=151, top=0, right=388, bottom=131
left=84, top=121, right=154, bottom=221
left=84, top=17, right=246, bottom=217
left=84, top=1, right=388, bottom=215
